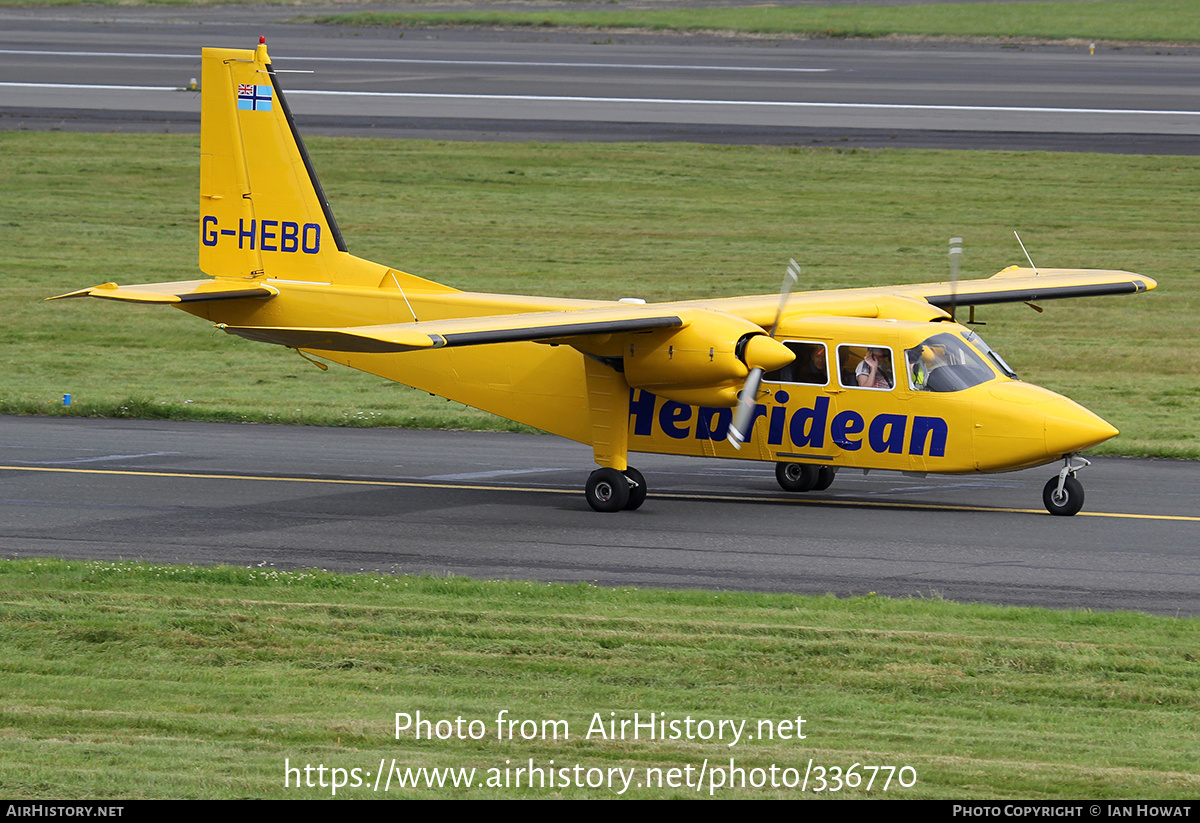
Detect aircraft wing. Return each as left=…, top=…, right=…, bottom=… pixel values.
left=671, top=267, right=1156, bottom=328
left=48, top=279, right=279, bottom=304
left=896, top=267, right=1156, bottom=308
left=220, top=306, right=687, bottom=353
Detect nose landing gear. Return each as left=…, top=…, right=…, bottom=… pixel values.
left=1043, top=455, right=1089, bottom=516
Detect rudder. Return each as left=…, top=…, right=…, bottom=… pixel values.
left=199, top=41, right=348, bottom=283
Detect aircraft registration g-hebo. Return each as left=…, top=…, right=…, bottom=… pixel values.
left=53, top=41, right=1156, bottom=516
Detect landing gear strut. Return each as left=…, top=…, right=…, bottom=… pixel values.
left=585, top=466, right=647, bottom=512
left=1043, top=455, right=1089, bottom=516
left=622, top=467, right=647, bottom=511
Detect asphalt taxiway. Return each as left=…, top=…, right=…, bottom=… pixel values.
left=3, top=12, right=1196, bottom=614
left=3, top=6, right=1200, bottom=151
left=2, top=416, right=1197, bottom=615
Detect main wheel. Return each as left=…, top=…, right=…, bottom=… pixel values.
left=1043, top=475, right=1084, bottom=516
left=622, top=467, right=647, bottom=511
left=586, top=468, right=630, bottom=513
left=775, top=462, right=818, bottom=492
left=813, top=466, right=836, bottom=491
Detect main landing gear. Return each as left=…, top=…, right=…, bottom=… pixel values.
left=586, top=457, right=1090, bottom=515
left=775, top=462, right=836, bottom=493
left=585, top=467, right=647, bottom=513
left=1043, top=455, right=1089, bottom=516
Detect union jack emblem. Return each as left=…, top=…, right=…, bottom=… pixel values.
left=236, top=83, right=273, bottom=112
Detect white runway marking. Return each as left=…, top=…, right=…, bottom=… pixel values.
left=422, top=467, right=571, bottom=482
left=5, top=81, right=1197, bottom=119
left=0, top=48, right=831, bottom=73
left=9, top=451, right=181, bottom=465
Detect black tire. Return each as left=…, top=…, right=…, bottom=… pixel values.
left=775, top=462, right=818, bottom=493
left=1043, top=475, right=1084, bottom=516
left=622, top=467, right=647, bottom=511
left=813, top=466, right=836, bottom=491
left=586, top=468, right=630, bottom=513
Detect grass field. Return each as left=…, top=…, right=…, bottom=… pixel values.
left=6, top=0, right=1200, bottom=45
left=3, top=132, right=1195, bottom=457
left=313, top=0, right=1200, bottom=44
left=1, top=558, right=1197, bottom=799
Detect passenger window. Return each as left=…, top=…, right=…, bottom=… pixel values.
left=839, top=345, right=894, bottom=391
left=763, top=342, right=828, bottom=386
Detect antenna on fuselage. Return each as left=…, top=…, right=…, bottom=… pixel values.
left=1014, top=230, right=1040, bottom=276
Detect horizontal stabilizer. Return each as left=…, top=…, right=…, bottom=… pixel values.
left=220, top=307, right=686, bottom=353
left=48, top=280, right=278, bottom=304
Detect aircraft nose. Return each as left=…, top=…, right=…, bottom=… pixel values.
left=1043, top=399, right=1118, bottom=456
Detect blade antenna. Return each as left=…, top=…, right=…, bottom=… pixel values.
left=948, top=236, right=962, bottom=321
left=1014, top=230, right=1040, bottom=276
left=728, top=261, right=800, bottom=450
left=391, top=271, right=419, bottom=322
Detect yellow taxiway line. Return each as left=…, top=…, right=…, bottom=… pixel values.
left=2, top=464, right=1198, bottom=522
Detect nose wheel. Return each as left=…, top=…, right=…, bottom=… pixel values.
left=585, top=466, right=647, bottom=512
left=1043, top=456, right=1089, bottom=516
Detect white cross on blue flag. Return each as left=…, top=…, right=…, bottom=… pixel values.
left=236, top=83, right=273, bottom=111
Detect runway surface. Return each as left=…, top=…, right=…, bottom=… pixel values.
left=2, top=416, right=1197, bottom=615
left=3, top=5, right=1200, bottom=151
left=3, top=10, right=1197, bottom=615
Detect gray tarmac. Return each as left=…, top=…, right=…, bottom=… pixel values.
left=3, top=5, right=1200, bottom=151
left=2, top=9, right=1197, bottom=615
left=2, top=416, right=1197, bottom=615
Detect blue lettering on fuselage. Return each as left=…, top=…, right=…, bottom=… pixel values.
left=201, top=215, right=320, bottom=254
left=628, top=388, right=947, bottom=457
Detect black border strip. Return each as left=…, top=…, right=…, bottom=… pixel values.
left=176, top=288, right=277, bottom=303
left=266, top=62, right=348, bottom=253
left=925, top=280, right=1147, bottom=307
left=437, top=315, right=683, bottom=347
left=225, top=315, right=683, bottom=353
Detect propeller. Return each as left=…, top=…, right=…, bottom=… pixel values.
left=728, top=260, right=800, bottom=450
left=948, top=236, right=962, bottom=321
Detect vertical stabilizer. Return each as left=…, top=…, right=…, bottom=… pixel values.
left=199, top=42, right=349, bottom=283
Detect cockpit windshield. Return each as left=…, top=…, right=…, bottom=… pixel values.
left=960, top=328, right=1018, bottom=379
left=904, top=332, right=996, bottom=392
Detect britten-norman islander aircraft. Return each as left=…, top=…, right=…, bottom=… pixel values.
left=53, top=41, right=1156, bottom=516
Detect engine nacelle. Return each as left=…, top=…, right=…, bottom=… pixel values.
left=621, top=310, right=794, bottom=408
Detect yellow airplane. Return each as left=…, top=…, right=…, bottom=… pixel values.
left=53, top=41, right=1156, bottom=516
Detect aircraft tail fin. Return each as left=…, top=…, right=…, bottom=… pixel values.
left=199, top=41, right=451, bottom=293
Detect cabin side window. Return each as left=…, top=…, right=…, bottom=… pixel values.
left=838, top=345, right=895, bottom=391
left=763, top=341, right=829, bottom=386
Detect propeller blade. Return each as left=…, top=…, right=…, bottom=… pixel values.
left=727, top=367, right=764, bottom=450
left=769, top=260, right=801, bottom=339
left=729, top=261, right=803, bottom=449
left=948, top=237, right=962, bottom=320
left=729, top=259, right=803, bottom=449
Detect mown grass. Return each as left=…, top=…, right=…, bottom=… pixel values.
left=316, top=0, right=1200, bottom=44
left=3, top=132, right=1193, bottom=457
left=6, top=0, right=1200, bottom=45
left=1, top=558, right=1197, bottom=798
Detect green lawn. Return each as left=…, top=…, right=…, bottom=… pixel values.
left=3, top=133, right=1194, bottom=456
left=1, top=559, right=1197, bottom=798
left=6, top=0, right=1200, bottom=44
left=314, top=0, right=1200, bottom=44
